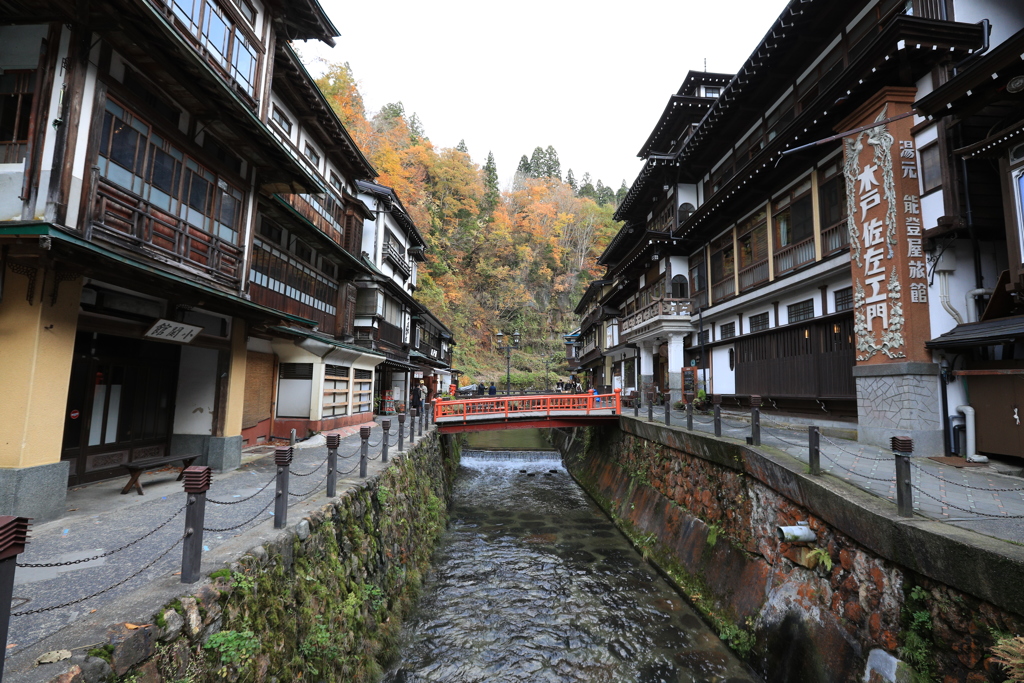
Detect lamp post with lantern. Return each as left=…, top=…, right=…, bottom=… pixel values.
left=495, top=330, right=520, bottom=396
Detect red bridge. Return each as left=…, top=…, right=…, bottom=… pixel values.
left=433, top=390, right=622, bottom=433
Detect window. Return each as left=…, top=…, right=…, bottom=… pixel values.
left=304, top=143, right=320, bottom=168
left=271, top=106, right=292, bottom=135
left=750, top=312, right=770, bottom=332
left=919, top=144, right=941, bottom=194
left=834, top=286, right=853, bottom=312
left=689, top=251, right=706, bottom=293
left=250, top=234, right=339, bottom=316
left=353, top=369, right=373, bottom=413
left=773, top=177, right=815, bottom=274
left=329, top=171, right=343, bottom=191
left=787, top=299, right=815, bottom=323
left=710, top=232, right=735, bottom=302
left=737, top=209, right=769, bottom=291
left=168, top=0, right=261, bottom=98
left=232, top=0, right=256, bottom=24
left=98, top=99, right=244, bottom=242
left=720, top=322, right=736, bottom=340
left=819, top=159, right=850, bottom=254
left=698, top=329, right=710, bottom=345
left=671, top=275, right=688, bottom=299
left=322, top=365, right=350, bottom=418
left=704, top=86, right=720, bottom=98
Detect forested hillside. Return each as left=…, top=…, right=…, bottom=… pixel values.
left=315, top=61, right=624, bottom=386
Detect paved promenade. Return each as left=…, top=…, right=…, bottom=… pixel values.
left=5, top=419, right=414, bottom=680
left=637, top=406, right=1024, bottom=545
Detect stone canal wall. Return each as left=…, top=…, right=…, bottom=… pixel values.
left=53, top=432, right=459, bottom=683
left=553, top=418, right=1024, bottom=683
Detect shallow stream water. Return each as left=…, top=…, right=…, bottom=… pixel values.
left=382, top=445, right=760, bottom=683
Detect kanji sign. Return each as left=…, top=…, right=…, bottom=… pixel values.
left=144, top=319, right=203, bottom=344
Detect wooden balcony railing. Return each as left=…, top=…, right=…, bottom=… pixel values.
left=385, top=240, right=411, bottom=276
left=821, top=222, right=850, bottom=256
left=774, top=237, right=816, bottom=276
left=712, top=278, right=735, bottom=303
left=620, top=298, right=694, bottom=334
left=378, top=320, right=404, bottom=346
left=738, top=260, right=769, bottom=292
left=280, top=193, right=344, bottom=246
left=92, top=178, right=242, bottom=286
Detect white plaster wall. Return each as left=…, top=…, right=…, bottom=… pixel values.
left=953, top=0, right=1024, bottom=47
left=173, top=346, right=218, bottom=434
left=677, top=184, right=698, bottom=208
left=921, top=191, right=944, bottom=231
left=711, top=345, right=736, bottom=395
left=247, top=337, right=273, bottom=353
left=669, top=256, right=688, bottom=281
left=66, top=37, right=101, bottom=229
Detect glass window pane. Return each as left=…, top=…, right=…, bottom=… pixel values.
left=109, top=118, right=140, bottom=172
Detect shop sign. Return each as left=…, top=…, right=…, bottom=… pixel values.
left=414, top=371, right=424, bottom=378
left=840, top=88, right=931, bottom=364
left=145, top=319, right=203, bottom=344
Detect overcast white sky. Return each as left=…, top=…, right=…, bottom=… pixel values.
left=302, top=0, right=791, bottom=191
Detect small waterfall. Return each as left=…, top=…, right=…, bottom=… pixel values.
left=461, top=449, right=560, bottom=462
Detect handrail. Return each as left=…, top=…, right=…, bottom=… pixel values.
left=435, top=390, right=621, bottom=424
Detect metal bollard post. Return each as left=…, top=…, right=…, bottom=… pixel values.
left=359, top=426, right=370, bottom=479
left=0, top=516, right=29, bottom=680
left=664, top=393, right=671, bottom=426
left=290, top=428, right=296, bottom=447
left=808, top=426, right=820, bottom=475
left=750, top=395, right=761, bottom=446
left=892, top=436, right=914, bottom=518
left=274, top=447, right=292, bottom=529
left=648, top=396, right=654, bottom=422
left=634, top=393, right=639, bottom=417
left=398, top=413, right=406, bottom=452
left=181, top=466, right=211, bottom=583
left=686, top=402, right=693, bottom=430
left=410, top=409, right=418, bottom=442
left=381, top=419, right=390, bottom=463
left=326, top=434, right=339, bottom=497
left=712, top=395, right=722, bottom=437
left=419, top=408, right=424, bottom=438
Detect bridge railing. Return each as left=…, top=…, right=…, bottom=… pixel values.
left=435, top=390, right=621, bottom=422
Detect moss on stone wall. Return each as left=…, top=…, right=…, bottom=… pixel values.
left=126, top=433, right=459, bottom=683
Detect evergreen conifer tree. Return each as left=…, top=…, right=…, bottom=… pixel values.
left=517, top=155, right=532, bottom=177
left=483, top=151, right=500, bottom=213
left=616, top=180, right=629, bottom=206
left=566, top=169, right=577, bottom=192
left=544, top=145, right=561, bottom=181
left=456, top=139, right=469, bottom=153
left=529, top=147, right=546, bottom=178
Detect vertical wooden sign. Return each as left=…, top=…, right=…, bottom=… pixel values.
left=839, top=87, right=931, bottom=364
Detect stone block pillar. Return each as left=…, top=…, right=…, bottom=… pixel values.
left=666, top=333, right=686, bottom=405
left=0, top=263, right=80, bottom=522
left=639, top=342, right=654, bottom=391
left=854, top=363, right=943, bottom=454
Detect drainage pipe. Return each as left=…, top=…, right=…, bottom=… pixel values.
left=956, top=405, right=989, bottom=463
left=938, top=272, right=964, bottom=325
left=964, top=288, right=993, bottom=323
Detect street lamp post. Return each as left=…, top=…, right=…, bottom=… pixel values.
left=495, top=330, right=520, bottom=396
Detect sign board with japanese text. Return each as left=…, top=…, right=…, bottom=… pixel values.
left=838, top=88, right=931, bottom=364
left=144, top=319, right=204, bottom=344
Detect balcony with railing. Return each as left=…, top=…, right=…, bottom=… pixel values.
left=279, top=193, right=344, bottom=245
left=773, top=237, right=816, bottom=276
left=821, top=221, right=850, bottom=257
left=620, top=298, right=694, bottom=335
left=93, top=178, right=243, bottom=286
left=384, top=240, right=411, bottom=277
left=738, top=259, right=769, bottom=292
left=378, top=320, right=405, bottom=347
left=711, top=277, right=735, bottom=304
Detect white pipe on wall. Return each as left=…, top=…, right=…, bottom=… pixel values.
left=938, top=271, right=965, bottom=325
left=964, top=288, right=994, bottom=323
left=956, top=405, right=989, bottom=463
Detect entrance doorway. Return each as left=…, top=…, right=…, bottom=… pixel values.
left=61, top=333, right=180, bottom=485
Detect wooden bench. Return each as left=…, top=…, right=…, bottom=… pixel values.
left=621, top=389, right=639, bottom=407
left=120, top=454, right=199, bottom=495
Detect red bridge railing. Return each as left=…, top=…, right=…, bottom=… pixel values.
left=435, top=389, right=621, bottom=423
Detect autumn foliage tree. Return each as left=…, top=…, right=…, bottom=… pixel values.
left=315, top=61, right=622, bottom=384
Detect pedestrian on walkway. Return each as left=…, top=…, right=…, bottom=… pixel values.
left=411, top=381, right=423, bottom=413
left=488, top=382, right=497, bottom=396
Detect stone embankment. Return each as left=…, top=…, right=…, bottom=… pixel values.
left=32, top=430, right=458, bottom=683
left=553, top=418, right=1024, bottom=683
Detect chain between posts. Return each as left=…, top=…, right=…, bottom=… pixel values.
left=909, top=461, right=1024, bottom=492
left=17, top=505, right=186, bottom=568
left=12, top=535, right=185, bottom=616
left=207, top=475, right=275, bottom=505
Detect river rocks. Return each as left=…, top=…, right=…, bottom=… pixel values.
left=158, top=609, right=184, bottom=641
left=108, top=623, right=156, bottom=676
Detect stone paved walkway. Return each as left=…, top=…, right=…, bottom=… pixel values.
left=6, top=418, right=418, bottom=678
left=635, top=407, right=1024, bottom=545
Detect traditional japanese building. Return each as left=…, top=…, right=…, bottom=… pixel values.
left=354, top=179, right=428, bottom=413
left=593, top=0, right=1023, bottom=456
left=0, top=0, right=381, bottom=520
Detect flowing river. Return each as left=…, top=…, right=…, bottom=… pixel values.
left=382, top=431, right=760, bottom=683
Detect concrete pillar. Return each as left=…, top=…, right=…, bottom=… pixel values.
left=639, top=341, right=654, bottom=391
left=666, top=333, right=686, bottom=404
left=854, top=363, right=944, bottom=454
left=0, top=264, right=79, bottom=521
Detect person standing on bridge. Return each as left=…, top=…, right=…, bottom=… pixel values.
left=488, top=382, right=497, bottom=396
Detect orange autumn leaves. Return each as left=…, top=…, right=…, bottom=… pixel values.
left=314, top=60, right=618, bottom=375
